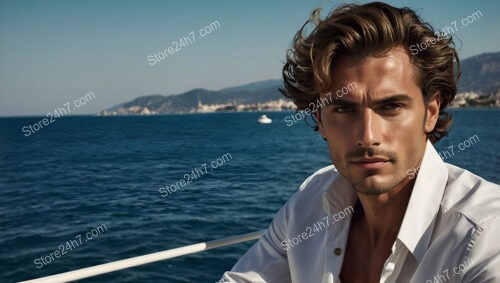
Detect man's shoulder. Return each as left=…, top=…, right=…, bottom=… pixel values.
left=434, top=165, right=500, bottom=281
left=442, top=163, right=500, bottom=226
left=287, top=165, right=339, bottom=207
left=298, top=165, right=339, bottom=190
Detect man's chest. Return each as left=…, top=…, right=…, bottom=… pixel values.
left=338, top=223, right=395, bottom=283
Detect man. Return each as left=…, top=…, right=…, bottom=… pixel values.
left=221, top=2, right=499, bottom=282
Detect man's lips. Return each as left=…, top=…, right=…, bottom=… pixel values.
left=351, top=157, right=390, bottom=170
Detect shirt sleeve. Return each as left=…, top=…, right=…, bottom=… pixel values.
left=461, top=216, right=500, bottom=282
left=219, top=201, right=292, bottom=283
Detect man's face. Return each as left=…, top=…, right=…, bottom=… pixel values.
left=317, top=47, right=440, bottom=195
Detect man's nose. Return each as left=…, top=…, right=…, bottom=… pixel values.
left=356, top=109, right=381, bottom=147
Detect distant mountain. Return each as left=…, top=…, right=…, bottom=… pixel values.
left=458, top=52, right=499, bottom=94
left=99, top=52, right=499, bottom=115
left=121, top=86, right=285, bottom=111
left=219, top=79, right=282, bottom=93
left=98, top=81, right=291, bottom=115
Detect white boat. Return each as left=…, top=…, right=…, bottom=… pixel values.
left=257, top=114, right=272, bottom=124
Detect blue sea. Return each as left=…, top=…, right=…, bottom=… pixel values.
left=0, top=109, right=498, bottom=282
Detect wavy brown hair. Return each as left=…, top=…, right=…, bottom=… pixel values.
left=281, top=2, right=460, bottom=143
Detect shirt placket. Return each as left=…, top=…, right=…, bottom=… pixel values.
left=380, top=240, right=407, bottom=283
left=324, top=209, right=352, bottom=282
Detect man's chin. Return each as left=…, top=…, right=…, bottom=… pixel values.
left=348, top=173, right=401, bottom=195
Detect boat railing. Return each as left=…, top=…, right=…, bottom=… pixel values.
left=19, top=230, right=265, bottom=283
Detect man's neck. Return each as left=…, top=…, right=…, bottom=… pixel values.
left=355, top=177, right=415, bottom=249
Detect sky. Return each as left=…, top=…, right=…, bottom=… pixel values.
left=0, top=0, right=499, bottom=116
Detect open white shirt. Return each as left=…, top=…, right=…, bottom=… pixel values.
left=221, top=141, right=500, bottom=282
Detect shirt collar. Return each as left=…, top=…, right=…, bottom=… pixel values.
left=398, top=140, right=448, bottom=263
left=322, top=140, right=448, bottom=263
left=322, top=172, right=357, bottom=216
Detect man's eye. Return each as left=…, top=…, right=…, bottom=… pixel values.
left=334, top=106, right=353, bottom=113
left=382, top=103, right=402, bottom=110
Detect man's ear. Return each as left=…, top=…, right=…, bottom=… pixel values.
left=316, top=108, right=327, bottom=140
left=424, top=92, right=441, bottom=133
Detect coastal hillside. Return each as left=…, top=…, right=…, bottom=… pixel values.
left=99, top=52, right=499, bottom=115
left=458, top=52, right=499, bottom=94
left=98, top=80, right=292, bottom=115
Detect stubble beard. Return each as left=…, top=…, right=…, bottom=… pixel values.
left=351, top=166, right=410, bottom=195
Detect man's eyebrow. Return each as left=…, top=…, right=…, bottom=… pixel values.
left=373, top=94, right=413, bottom=105
left=326, top=94, right=413, bottom=106
left=327, top=98, right=357, bottom=106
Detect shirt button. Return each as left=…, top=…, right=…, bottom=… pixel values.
left=334, top=248, right=342, bottom=256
